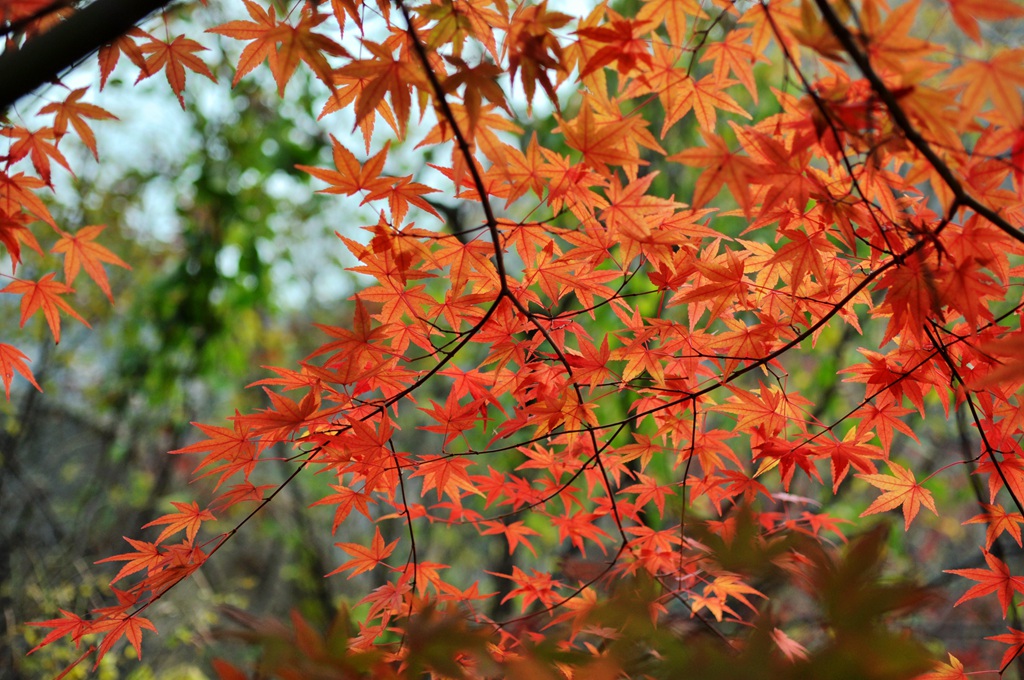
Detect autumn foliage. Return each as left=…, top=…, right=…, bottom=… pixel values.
left=4, top=0, right=1024, bottom=676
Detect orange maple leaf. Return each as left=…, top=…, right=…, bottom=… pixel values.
left=678, top=246, right=750, bottom=329
left=506, top=0, right=572, bottom=112
left=320, top=72, right=400, bottom=149
left=495, top=566, right=563, bottom=611
left=137, top=34, right=218, bottom=108
left=964, top=504, right=1024, bottom=550
left=946, top=50, right=1024, bottom=125
left=814, top=429, right=881, bottom=493
left=1, top=126, right=72, bottom=186
left=273, top=6, right=349, bottom=94
left=410, top=454, right=481, bottom=501
left=298, top=135, right=391, bottom=197
left=947, top=0, right=1024, bottom=44
left=0, top=209, right=43, bottom=271
left=94, top=536, right=165, bottom=584
left=328, top=525, right=399, bottom=578
left=557, top=99, right=659, bottom=174
left=669, top=131, right=757, bottom=214
left=51, top=225, right=131, bottom=302
left=38, top=88, right=118, bottom=160
left=2, top=273, right=90, bottom=344
left=481, top=520, right=541, bottom=556
left=311, top=485, right=375, bottom=533
left=874, top=255, right=943, bottom=344
left=701, top=28, right=766, bottom=102
left=142, top=501, right=216, bottom=544
left=207, top=0, right=282, bottom=85
left=771, top=627, right=809, bottom=661
left=336, top=40, right=422, bottom=138
left=853, top=396, right=919, bottom=457
left=576, top=18, right=655, bottom=78
left=171, top=415, right=259, bottom=488
left=635, top=0, right=705, bottom=44
left=916, top=653, right=968, bottom=680
left=0, top=170, right=54, bottom=226
left=858, top=461, right=937, bottom=530
left=98, top=28, right=150, bottom=89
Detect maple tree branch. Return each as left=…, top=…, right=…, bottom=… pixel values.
left=810, top=0, right=1024, bottom=248
left=0, top=0, right=174, bottom=113
left=759, top=0, right=901, bottom=256
left=390, top=438, right=419, bottom=634
left=394, top=0, right=508, bottom=288
left=947, top=375, right=1024, bottom=654
left=560, top=255, right=902, bottom=439
left=653, top=573, right=739, bottom=651
left=923, top=322, right=1024, bottom=518
left=400, top=0, right=580, bottom=389
left=547, top=224, right=961, bottom=449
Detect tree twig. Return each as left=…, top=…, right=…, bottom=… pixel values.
left=810, top=0, right=1024, bottom=247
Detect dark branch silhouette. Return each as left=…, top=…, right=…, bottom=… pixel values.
left=0, top=0, right=173, bottom=113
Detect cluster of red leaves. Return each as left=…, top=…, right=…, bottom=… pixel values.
left=5, top=0, right=1024, bottom=676
left=1, top=80, right=126, bottom=375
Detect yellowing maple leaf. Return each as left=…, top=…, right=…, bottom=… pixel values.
left=858, top=461, right=937, bottom=530
left=916, top=653, right=968, bottom=680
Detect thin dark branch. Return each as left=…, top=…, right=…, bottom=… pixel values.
left=810, top=0, right=1024, bottom=247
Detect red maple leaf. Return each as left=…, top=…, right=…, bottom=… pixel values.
left=93, top=613, right=157, bottom=666
left=964, top=504, right=1024, bottom=550
left=0, top=342, right=41, bottom=398
left=988, top=629, right=1024, bottom=670
left=26, top=609, right=89, bottom=655
left=947, top=551, right=1024, bottom=617
left=481, top=520, right=541, bottom=556
left=327, top=526, right=399, bottom=578
left=142, top=501, right=216, bottom=544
